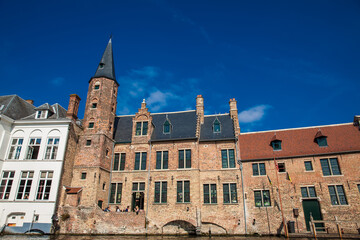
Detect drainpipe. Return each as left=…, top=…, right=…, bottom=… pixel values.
left=145, top=141, right=152, bottom=234
left=235, top=137, right=247, bottom=234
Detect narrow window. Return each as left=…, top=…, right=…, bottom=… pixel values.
left=177, top=180, right=190, bottom=203
left=316, top=136, right=328, bottom=147
left=44, top=138, right=59, bottom=159
left=221, top=149, right=235, bottom=168
left=134, top=152, right=147, bottom=170
left=16, top=171, right=34, bottom=200
left=254, top=190, right=271, bottom=207
left=91, top=103, right=97, bottom=109
left=213, top=118, right=221, bottom=133
left=0, top=171, right=15, bottom=199
left=163, top=120, right=171, bottom=134
left=36, top=171, right=53, bottom=200
left=8, top=138, right=23, bottom=159
left=154, top=181, right=167, bottom=203
left=156, top=151, right=168, bottom=170
left=94, top=83, right=100, bottom=90
left=88, top=122, right=94, bottom=129
left=304, top=161, right=313, bottom=171
left=277, top=163, right=286, bottom=173
left=109, top=183, right=122, bottom=204
left=178, top=150, right=191, bottom=169
left=328, top=185, right=348, bottom=205
left=36, top=110, right=48, bottom=119
left=252, top=163, right=266, bottom=176
left=86, top=140, right=91, bottom=146
left=81, top=172, right=87, bottom=179
left=223, top=183, right=237, bottom=204
left=113, top=153, right=126, bottom=171
left=102, top=182, right=106, bottom=190
left=271, top=140, right=282, bottom=151
left=320, top=158, right=341, bottom=176
left=26, top=138, right=41, bottom=159
left=203, top=184, right=217, bottom=204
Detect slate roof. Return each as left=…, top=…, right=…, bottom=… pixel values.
left=200, top=114, right=235, bottom=141
left=0, top=95, right=35, bottom=120
left=22, top=103, right=67, bottom=120
left=151, top=111, right=197, bottom=142
left=93, top=38, right=117, bottom=84
left=239, top=123, right=360, bottom=161
left=113, top=116, right=133, bottom=143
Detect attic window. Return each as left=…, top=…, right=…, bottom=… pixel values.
left=163, top=119, right=171, bottom=134
left=213, top=118, right=221, bottom=133
left=316, top=137, right=328, bottom=147
left=271, top=140, right=282, bottom=151
left=99, top=63, right=105, bottom=69
left=36, top=110, right=48, bottom=119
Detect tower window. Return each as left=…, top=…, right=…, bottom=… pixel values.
left=99, top=63, right=105, bottom=69
left=213, top=118, right=221, bottom=133
left=88, top=122, right=94, bottom=129
left=81, top=172, right=87, bottom=179
left=91, top=103, right=97, bottom=109
left=94, top=84, right=100, bottom=90
left=86, top=140, right=92, bottom=146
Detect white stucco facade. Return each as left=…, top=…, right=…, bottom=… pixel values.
left=0, top=119, right=71, bottom=234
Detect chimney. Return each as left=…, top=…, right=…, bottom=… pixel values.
left=196, top=95, right=204, bottom=124
left=25, top=100, right=34, bottom=105
left=354, top=115, right=360, bottom=129
left=67, top=94, right=81, bottom=120
left=229, top=98, right=240, bottom=135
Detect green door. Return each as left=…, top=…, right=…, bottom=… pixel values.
left=302, top=199, right=324, bottom=231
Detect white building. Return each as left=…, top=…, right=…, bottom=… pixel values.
left=0, top=95, right=72, bottom=234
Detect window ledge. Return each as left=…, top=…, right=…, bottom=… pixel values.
left=251, top=175, right=267, bottom=177
left=305, top=170, right=315, bottom=172
left=322, top=175, right=344, bottom=177
left=153, top=203, right=168, bottom=205
left=223, top=203, right=238, bottom=205
left=330, top=204, right=350, bottom=207
left=203, top=203, right=218, bottom=205
left=175, top=202, right=191, bottom=204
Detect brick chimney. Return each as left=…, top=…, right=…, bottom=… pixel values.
left=67, top=94, right=81, bottom=120
left=25, top=99, right=34, bottom=105
left=196, top=95, right=204, bottom=124
left=229, top=98, right=240, bottom=135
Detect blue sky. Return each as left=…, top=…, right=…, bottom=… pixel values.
left=1, top=0, right=359, bottom=132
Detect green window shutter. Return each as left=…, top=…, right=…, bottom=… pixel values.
left=113, top=153, right=119, bottom=171
left=142, top=122, right=148, bottom=135
left=211, top=184, right=217, bottom=204
left=186, top=150, right=191, bottom=168
left=179, top=150, right=184, bottom=168
left=163, top=151, right=168, bottom=169
left=203, top=184, right=210, bottom=204
left=135, top=122, right=141, bottom=136
left=263, top=190, right=271, bottom=206
left=184, top=181, right=190, bottom=202
left=120, top=153, right=126, bottom=171
left=320, top=159, right=331, bottom=176
left=223, top=184, right=230, bottom=203
left=156, top=151, right=161, bottom=169
left=161, top=182, right=167, bottom=203
left=252, top=164, right=259, bottom=176
left=154, top=182, right=160, bottom=203
left=141, top=152, right=147, bottom=170
left=259, top=163, right=266, bottom=175
left=221, top=150, right=228, bottom=168
left=229, top=149, right=235, bottom=168
left=110, top=183, right=116, bottom=203
left=134, top=153, right=140, bottom=170
left=254, top=191, right=262, bottom=207
left=330, top=158, right=341, bottom=175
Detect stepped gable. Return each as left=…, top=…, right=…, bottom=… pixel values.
left=151, top=110, right=197, bottom=142
left=200, top=114, right=235, bottom=141
left=239, top=123, right=360, bottom=161
left=0, top=95, right=35, bottom=120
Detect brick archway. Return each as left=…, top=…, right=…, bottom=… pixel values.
left=162, top=220, right=197, bottom=235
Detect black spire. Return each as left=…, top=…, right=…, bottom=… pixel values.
left=93, top=38, right=116, bottom=82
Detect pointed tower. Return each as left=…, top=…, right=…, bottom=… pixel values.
left=69, top=38, right=118, bottom=208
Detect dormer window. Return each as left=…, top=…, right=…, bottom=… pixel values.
left=314, top=130, right=328, bottom=147
left=213, top=118, right=221, bottom=133
left=163, top=119, right=171, bottom=134
left=99, top=63, right=105, bottom=69
left=135, top=121, right=148, bottom=136
left=36, top=110, right=48, bottom=119
left=271, top=140, right=282, bottom=151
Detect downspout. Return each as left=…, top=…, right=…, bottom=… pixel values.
left=235, top=136, right=247, bottom=234
left=107, top=141, right=116, bottom=205
left=145, top=141, right=152, bottom=234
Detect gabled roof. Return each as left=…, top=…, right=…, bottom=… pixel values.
left=35, top=103, right=52, bottom=111
left=200, top=114, right=235, bottom=141
left=22, top=103, right=67, bottom=120
left=93, top=38, right=117, bottom=84
left=0, top=95, right=35, bottom=120
left=151, top=111, right=197, bottom=142
left=239, top=123, right=360, bottom=161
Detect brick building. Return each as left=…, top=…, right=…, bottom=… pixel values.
left=58, top=39, right=360, bottom=235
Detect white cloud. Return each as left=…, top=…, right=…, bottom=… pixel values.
left=146, top=89, right=178, bottom=112
left=238, top=105, right=271, bottom=123
left=131, top=66, right=159, bottom=79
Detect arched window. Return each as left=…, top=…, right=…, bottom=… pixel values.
left=94, top=81, right=100, bottom=90
left=213, top=118, right=221, bottom=133
left=91, top=98, right=98, bottom=109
